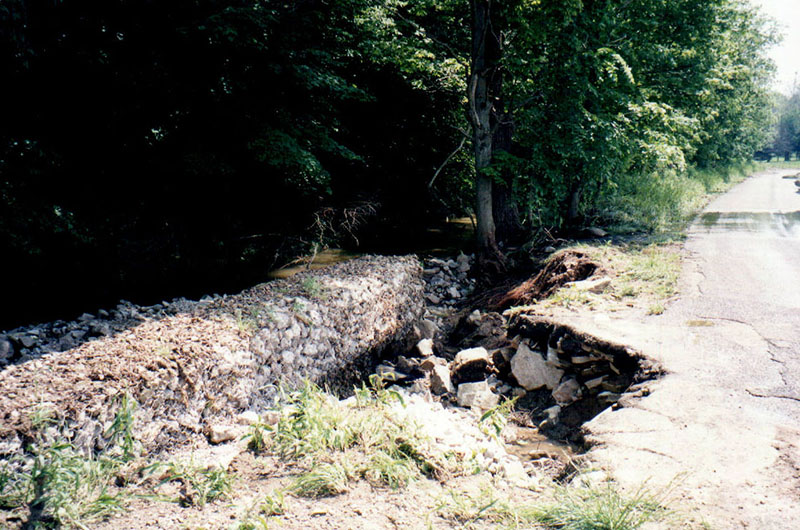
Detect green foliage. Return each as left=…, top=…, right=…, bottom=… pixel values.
left=243, top=416, right=273, bottom=453
left=478, top=396, right=519, bottom=440
left=268, top=380, right=452, bottom=495
left=532, top=481, right=667, bottom=530
left=104, top=393, right=139, bottom=461
left=290, top=462, right=350, bottom=497
left=0, top=0, right=781, bottom=329
left=0, top=394, right=140, bottom=527
left=300, top=277, right=326, bottom=299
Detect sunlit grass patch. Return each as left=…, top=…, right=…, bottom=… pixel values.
left=431, top=477, right=671, bottom=530
left=259, top=379, right=460, bottom=498
left=531, top=481, right=669, bottom=530
left=540, top=241, right=681, bottom=315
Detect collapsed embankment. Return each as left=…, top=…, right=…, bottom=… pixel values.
left=0, top=255, right=424, bottom=458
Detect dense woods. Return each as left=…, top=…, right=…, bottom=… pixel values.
left=0, top=0, right=778, bottom=328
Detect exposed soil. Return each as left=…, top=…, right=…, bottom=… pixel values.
left=90, top=450, right=552, bottom=530
left=489, top=250, right=604, bottom=310
left=0, top=249, right=665, bottom=530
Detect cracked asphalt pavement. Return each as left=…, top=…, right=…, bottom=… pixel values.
left=565, top=168, right=800, bottom=528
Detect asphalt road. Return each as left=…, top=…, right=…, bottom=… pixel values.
left=575, top=168, right=800, bottom=528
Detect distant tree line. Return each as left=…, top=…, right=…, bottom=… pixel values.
left=756, top=88, right=800, bottom=161
left=0, top=0, right=776, bottom=327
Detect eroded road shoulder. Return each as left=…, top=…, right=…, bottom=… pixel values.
left=576, top=169, right=800, bottom=528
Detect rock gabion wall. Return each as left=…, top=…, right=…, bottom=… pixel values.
left=0, top=255, right=424, bottom=457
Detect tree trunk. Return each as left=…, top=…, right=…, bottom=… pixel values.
left=566, top=179, right=582, bottom=226
left=492, top=107, right=522, bottom=244
left=469, top=0, right=506, bottom=272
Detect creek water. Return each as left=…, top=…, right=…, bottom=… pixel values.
left=268, top=217, right=476, bottom=279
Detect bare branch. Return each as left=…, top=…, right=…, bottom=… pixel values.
left=429, top=135, right=468, bottom=189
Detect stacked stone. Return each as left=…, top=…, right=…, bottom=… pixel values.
left=421, top=254, right=475, bottom=307
left=0, top=255, right=424, bottom=458
left=0, top=298, right=203, bottom=366
left=376, top=310, right=647, bottom=436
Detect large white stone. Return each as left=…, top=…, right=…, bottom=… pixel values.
left=416, top=338, right=435, bottom=357
left=564, top=277, right=612, bottom=293
left=510, top=341, right=564, bottom=390
left=430, top=364, right=454, bottom=395
left=456, top=381, right=500, bottom=410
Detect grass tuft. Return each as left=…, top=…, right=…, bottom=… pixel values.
left=290, top=462, right=349, bottom=497
left=0, top=393, right=141, bottom=527
left=268, top=380, right=454, bottom=496
left=532, top=481, right=668, bottom=529
left=145, top=459, right=233, bottom=507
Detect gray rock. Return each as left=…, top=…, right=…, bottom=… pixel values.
left=430, top=364, right=454, bottom=395
left=457, top=381, right=499, bottom=410
left=585, top=227, right=608, bottom=237
left=451, top=347, right=490, bottom=384
left=207, top=424, right=238, bottom=444
left=420, top=356, right=447, bottom=372
left=510, top=342, right=564, bottom=390
left=235, top=411, right=260, bottom=426
left=598, top=391, right=622, bottom=404
left=447, top=286, right=461, bottom=299
left=585, top=376, right=606, bottom=390
left=565, top=277, right=612, bottom=294
left=395, top=355, right=418, bottom=373
left=89, top=321, right=113, bottom=336
left=20, top=335, right=36, bottom=348
left=0, top=337, right=13, bottom=361
left=416, top=338, right=435, bottom=357
left=418, top=319, right=438, bottom=339
left=425, top=294, right=441, bottom=305
left=457, top=253, right=471, bottom=273
left=552, top=378, right=582, bottom=405
left=281, top=350, right=296, bottom=365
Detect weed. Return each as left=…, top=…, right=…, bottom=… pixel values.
left=301, top=277, right=326, bottom=299
left=432, top=486, right=523, bottom=528
left=0, top=458, right=28, bottom=509
left=243, top=415, right=273, bottom=453
left=234, top=308, right=259, bottom=335
left=647, top=304, right=665, bottom=315
left=231, top=489, right=287, bottom=529
left=547, top=286, right=593, bottom=309
left=479, top=396, right=519, bottom=440
left=532, top=481, right=668, bottom=529
left=146, top=459, right=232, bottom=507
left=29, top=404, right=56, bottom=431
left=26, top=440, right=129, bottom=527
left=260, top=489, right=287, bottom=516
left=0, top=393, right=143, bottom=527
left=104, top=392, right=139, bottom=461
left=290, top=462, right=349, bottom=497
left=269, top=380, right=450, bottom=495
left=232, top=515, right=270, bottom=530
left=364, top=450, right=416, bottom=489
left=271, top=382, right=357, bottom=459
